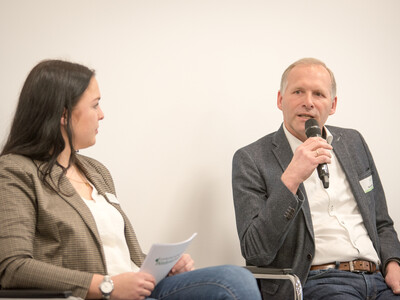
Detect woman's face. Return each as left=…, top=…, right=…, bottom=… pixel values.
left=70, top=76, right=104, bottom=150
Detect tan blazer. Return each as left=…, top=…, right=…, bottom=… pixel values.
left=0, top=153, right=145, bottom=298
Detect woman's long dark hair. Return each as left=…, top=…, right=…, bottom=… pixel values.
left=1, top=59, right=95, bottom=190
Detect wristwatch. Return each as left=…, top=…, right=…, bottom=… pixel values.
left=99, top=275, right=114, bottom=299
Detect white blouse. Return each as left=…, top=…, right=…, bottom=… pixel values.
left=83, top=184, right=139, bottom=275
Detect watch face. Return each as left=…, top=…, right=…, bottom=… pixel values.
left=101, top=281, right=113, bottom=294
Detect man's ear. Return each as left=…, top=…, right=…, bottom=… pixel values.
left=329, top=96, right=338, bottom=115
left=277, top=91, right=283, bottom=111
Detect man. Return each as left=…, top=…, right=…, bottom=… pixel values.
left=232, top=58, right=400, bottom=299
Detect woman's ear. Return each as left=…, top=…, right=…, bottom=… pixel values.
left=60, top=109, right=68, bottom=126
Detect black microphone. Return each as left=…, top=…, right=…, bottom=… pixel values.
left=305, top=118, right=329, bottom=188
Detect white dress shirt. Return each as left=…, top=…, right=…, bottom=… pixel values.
left=283, top=125, right=380, bottom=266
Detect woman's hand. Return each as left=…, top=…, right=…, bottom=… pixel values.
left=111, top=272, right=155, bottom=300
left=168, top=253, right=195, bottom=276
left=87, top=272, right=155, bottom=300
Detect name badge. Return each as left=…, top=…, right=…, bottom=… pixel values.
left=359, top=175, right=373, bottom=193
left=105, top=192, right=120, bottom=204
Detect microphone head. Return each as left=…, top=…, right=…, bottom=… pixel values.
left=305, top=118, right=321, bottom=138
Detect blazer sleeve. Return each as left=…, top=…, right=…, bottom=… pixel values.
left=0, top=156, right=93, bottom=298
left=232, top=146, right=305, bottom=266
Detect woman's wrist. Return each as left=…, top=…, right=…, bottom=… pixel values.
left=86, top=274, right=104, bottom=299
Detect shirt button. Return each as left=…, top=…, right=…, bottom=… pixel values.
left=307, top=254, right=313, bottom=261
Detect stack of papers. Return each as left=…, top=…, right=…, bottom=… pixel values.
left=140, top=233, right=197, bottom=284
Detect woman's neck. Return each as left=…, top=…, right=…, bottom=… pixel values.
left=57, top=146, right=72, bottom=168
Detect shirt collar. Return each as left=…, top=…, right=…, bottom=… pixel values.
left=282, top=123, right=333, bottom=153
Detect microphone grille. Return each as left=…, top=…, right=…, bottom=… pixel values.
left=305, top=118, right=321, bottom=137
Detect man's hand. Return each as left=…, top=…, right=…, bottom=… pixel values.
left=281, top=137, right=333, bottom=194
left=385, top=261, right=400, bottom=294
left=169, top=253, right=195, bottom=276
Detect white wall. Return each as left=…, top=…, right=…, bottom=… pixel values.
left=1, top=0, right=399, bottom=268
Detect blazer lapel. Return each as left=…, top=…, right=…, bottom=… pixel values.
left=75, top=157, right=145, bottom=267
left=271, top=125, right=314, bottom=238
left=42, top=161, right=105, bottom=264
left=271, top=125, right=293, bottom=175
left=107, top=202, right=145, bottom=267
left=330, top=130, right=375, bottom=233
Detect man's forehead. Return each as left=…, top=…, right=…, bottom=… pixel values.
left=287, top=65, right=331, bottom=85
left=290, top=63, right=329, bottom=75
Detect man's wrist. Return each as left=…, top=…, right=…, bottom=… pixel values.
left=385, top=259, right=400, bottom=275
left=281, top=172, right=300, bottom=195
left=386, top=258, right=400, bottom=266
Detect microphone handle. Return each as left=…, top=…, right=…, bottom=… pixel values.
left=305, top=119, right=329, bottom=188
left=317, top=163, right=329, bottom=188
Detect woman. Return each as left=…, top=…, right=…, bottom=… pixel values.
left=0, top=60, right=261, bottom=299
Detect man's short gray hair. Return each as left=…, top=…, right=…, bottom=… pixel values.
left=280, top=58, right=337, bottom=100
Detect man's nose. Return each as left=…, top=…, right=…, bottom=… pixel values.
left=303, top=92, right=314, bottom=109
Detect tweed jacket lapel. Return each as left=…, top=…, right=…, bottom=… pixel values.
left=46, top=164, right=102, bottom=242
left=271, top=124, right=314, bottom=238
left=43, top=162, right=107, bottom=268
left=108, top=204, right=146, bottom=267
left=76, top=156, right=145, bottom=267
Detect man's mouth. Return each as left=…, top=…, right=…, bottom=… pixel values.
left=298, top=114, right=314, bottom=119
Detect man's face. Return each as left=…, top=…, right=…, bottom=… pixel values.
left=277, top=64, right=337, bottom=142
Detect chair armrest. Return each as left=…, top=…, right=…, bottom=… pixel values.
left=244, top=266, right=303, bottom=300
left=245, top=266, right=294, bottom=275
left=0, top=289, right=73, bottom=298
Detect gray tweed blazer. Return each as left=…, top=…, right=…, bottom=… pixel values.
left=0, top=154, right=145, bottom=298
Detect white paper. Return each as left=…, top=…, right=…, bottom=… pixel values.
left=140, top=233, right=197, bottom=284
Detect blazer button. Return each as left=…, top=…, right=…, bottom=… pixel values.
left=307, top=254, right=313, bottom=261
left=284, top=207, right=295, bottom=220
